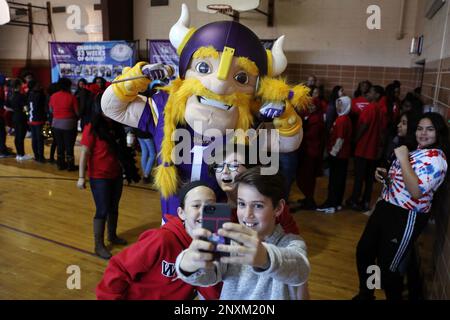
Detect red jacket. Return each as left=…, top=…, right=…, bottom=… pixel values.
left=300, top=109, right=326, bottom=158
left=96, top=216, right=221, bottom=300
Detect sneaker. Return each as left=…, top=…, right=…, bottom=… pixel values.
left=19, top=154, right=33, bottom=161
left=317, top=206, right=336, bottom=214
left=336, top=205, right=343, bottom=211
left=16, top=155, right=21, bottom=161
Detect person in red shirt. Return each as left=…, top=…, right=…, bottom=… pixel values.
left=346, top=85, right=384, bottom=211
left=49, top=77, right=79, bottom=171
left=77, top=102, right=127, bottom=259
left=294, top=101, right=326, bottom=210
left=317, top=96, right=353, bottom=214
left=311, top=85, right=328, bottom=114
left=352, top=81, right=372, bottom=114
left=96, top=181, right=221, bottom=300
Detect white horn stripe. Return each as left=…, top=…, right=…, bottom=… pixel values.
left=271, top=35, right=287, bottom=76
left=169, top=3, right=190, bottom=51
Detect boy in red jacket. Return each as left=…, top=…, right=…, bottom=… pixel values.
left=96, top=181, right=221, bottom=300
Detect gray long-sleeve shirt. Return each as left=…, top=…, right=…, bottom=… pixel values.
left=175, top=225, right=310, bottom=300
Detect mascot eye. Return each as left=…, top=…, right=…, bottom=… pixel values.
left=195, top=62, right=211, bottom=74
left=234, top=72, right=249, bottom=84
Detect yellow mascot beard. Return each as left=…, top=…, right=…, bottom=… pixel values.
left=154, top=77, right=260, bottom=198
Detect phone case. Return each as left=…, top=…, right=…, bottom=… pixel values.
left=201, top=203, right=231, bottom=258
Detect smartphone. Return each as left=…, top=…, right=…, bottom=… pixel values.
left=379, top=169, right=391, bottom=186
left=201, top=203, right=231, bottom=259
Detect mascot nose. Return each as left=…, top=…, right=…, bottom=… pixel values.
left=209, top=77, right=231, bottom=95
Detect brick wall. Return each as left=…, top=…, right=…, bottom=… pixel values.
left=283, top=63, right=422, bottom=98
left=416, top=55, right=450, bottom=300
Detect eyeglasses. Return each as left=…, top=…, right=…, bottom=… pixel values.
left=213, top=163, right=241, bottom=173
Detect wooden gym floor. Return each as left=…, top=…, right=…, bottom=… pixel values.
left=0, top=134, right=383, bottom=300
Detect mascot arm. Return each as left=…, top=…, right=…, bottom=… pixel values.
left=256, top=77, right=310, bottom=153
left=101, top=86, right=148, bottom=128
left=101, top=62, right=162, bottom=130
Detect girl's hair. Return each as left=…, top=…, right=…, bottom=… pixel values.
left=12, top=79, right=22, bottom=91
left=354, top=80, right=372, bottom=98
left=329, top=86, right=343, bottom=106
left=371, top=85, right=385, bottom=99
left=234, top=166, right=285, bottom=207
left=315, top=85, right=325, bottom=100
left=384, top=83, right=397, bottom=123
left=177, top=181, right=214, bottom=209
left=58, top=77, right=72, bottom=92
left=401, top=93, right=423, bottom=114
left=90, top=93, right=122, bottom=155
left=417, top=112, right=450, bottom=160
left=78, top=78, right=88, bottom=86
left=398, top=111, right=421, bottom=150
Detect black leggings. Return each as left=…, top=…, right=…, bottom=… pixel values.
left=14, top=121, right=28, bottom=156
left=356, top=200, right=429, bottom=300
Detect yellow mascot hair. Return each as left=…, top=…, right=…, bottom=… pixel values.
left=154, top=78, right=257, bottom=198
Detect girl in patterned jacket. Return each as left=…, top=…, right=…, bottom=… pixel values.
left=353, top=112, right=448, bottom=300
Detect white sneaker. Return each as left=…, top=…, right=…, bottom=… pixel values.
left=16, top=155, right=21, bottom=161
left=317, top=206, right=336, bottom=214
left=19, top=154, right=33, bottom=161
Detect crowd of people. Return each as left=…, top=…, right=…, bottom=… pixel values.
left=1, top=71, right=448, bottom=301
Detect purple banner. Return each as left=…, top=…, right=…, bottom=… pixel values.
left=148, top=40, right=179, bottom=79
left=49, top=41, right=137, bottom=84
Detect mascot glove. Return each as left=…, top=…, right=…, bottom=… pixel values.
left=273, top=105, right=303, bottom=137
left=260, top=101, right=286, bottom=120
left=112, top=61, right=151, bottom=102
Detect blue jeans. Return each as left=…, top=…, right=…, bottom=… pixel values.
left=90, top=177, right=123, bottom=219
left=279, top=150, right=299, bottom=200
left=138, top=137, right=156, bottom=177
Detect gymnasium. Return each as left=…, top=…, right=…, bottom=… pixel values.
left=0, top=0, right=449, bottom=301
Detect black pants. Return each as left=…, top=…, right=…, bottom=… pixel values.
left=326, top=156, right=348, bottom=207
left=53, top=128, right=77, bottom=162
left=30, top=124, right=45, bottom=161
left=0, top=116, right=7, bottom=154
left=350, top=157, right=377, bottom=205
left=356, top=200, right=429, bottom=300
left=14, top=121, right=28, bottom=156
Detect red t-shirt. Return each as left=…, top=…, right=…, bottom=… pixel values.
left=327, top=115, right=353, bottom=159
left=80, top=123, right=122, bottom=179
left=354, top=102, right=382, bottom=160
left=351, top=96, right=370, bottom=115
left=49, top=91, right=78, bottom=119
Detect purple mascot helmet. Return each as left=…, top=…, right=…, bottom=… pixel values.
left=169, top=4, right=287, bottom=80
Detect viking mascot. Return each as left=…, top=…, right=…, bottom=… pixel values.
left=101, top=4, right=310, bottom=219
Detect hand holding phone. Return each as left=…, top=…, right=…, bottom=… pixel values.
left=201, top=203, right=232, bottom=260
left=376, top=167, right=390, bottom=185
